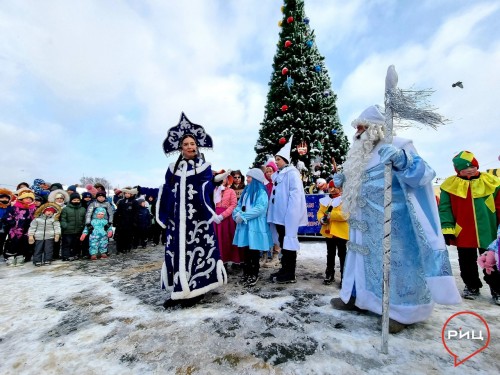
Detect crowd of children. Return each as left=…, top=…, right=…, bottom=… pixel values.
left=0, top=180, right=160, bottom=266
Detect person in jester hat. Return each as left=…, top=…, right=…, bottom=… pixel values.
left=439, top=150, right=500, bottom=302
left=157, top=113, right=227, bottom=309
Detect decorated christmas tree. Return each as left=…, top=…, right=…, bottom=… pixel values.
left=254, top=0, right=349, bottom=184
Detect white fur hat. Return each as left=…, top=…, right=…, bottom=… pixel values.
left=121, top=187, right=138, bottom=195
left=276, top=134, right=293, bottom=163
left=246, top=168, right=266, bottom=184
left=48, top=189, right=69, bottom=203
left=351, top=105, right=385, bottom=128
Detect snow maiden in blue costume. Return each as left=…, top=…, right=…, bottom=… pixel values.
left=331, top=105, right=461, bottom=332
left=157, top=112, right=227, bottom=309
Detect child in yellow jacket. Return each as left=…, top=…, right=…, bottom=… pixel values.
left=316, top=180, right=349, bottom=285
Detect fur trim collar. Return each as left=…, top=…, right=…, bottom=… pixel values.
left=35, top=202, right=62, bottom=219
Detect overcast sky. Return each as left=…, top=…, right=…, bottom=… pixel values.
left=1, top=0, right=499, bottom=190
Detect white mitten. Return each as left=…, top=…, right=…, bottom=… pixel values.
left=234, top=213, right=243, bottom=224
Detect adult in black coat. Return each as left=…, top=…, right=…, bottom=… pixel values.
left=114, top=187, right=139, bottom=253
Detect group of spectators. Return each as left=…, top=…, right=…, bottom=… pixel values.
left=0, top=180, right=166, bottom=266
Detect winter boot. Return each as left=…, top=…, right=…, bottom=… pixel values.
left=269, top=253, right=287, bottom=281
left=263, top=251, right=280, bottom=268
left=490, top=288, right=500, bottom=306
left=259, top=252, right=268, bottom=267
left=330, top=296, right=362, bottom=311
left=6, top=256, right=16, bottom=267
left=15, top=256, right=25, bottom=266
left=244, top=275, right=260, bottom=288
left=462, top=286, right=480, bottom=300
left=378, top=318, right=409, bottom=334
left=323, top=270, right=335, bottom=285
left=274, top=250, right=297, bottom=284
left=180, top=295, right=204, bottom=308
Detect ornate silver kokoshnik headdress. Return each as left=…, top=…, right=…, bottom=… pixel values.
left=162, top=112, right=214, bottom=156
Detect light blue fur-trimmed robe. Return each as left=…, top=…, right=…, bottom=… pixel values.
left=335, top=137, right=461, bottom=324
left=157, top=158, right=227, bottom=300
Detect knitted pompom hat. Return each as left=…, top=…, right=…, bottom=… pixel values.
left=265, top=157, right=278, bottom=172
left=86, top=184, right=98, bottom=197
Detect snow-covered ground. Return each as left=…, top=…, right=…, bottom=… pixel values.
left=1, top=241, right=498, bottom=374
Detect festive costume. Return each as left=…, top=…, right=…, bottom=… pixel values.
left=157, top=113, right=227, bottom=303
left=335, top=105, right=460, bottom=325
left=267, top=136, right=308, bottom=283
left=439, top=171, right=500, bottom=249
left=213, top=184, right=242, bottom=264
left=317, top=186, right=349, bottom=285
left=233, top=169, right=273, bottom=285
left=439, top=151, right=500, bottom=300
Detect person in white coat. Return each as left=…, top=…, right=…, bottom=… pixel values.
left=267, top=135, right=308, bottom=283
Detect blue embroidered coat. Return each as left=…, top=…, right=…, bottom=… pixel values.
left=157, top=158, right=227, bottom=300
left=335, top=137, right=461, bottom=324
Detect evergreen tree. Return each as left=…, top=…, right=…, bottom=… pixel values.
left=254, top=0, right=349, bottom=183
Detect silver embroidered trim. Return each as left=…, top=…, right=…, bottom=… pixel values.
left=347, top=241, right=370, bottom=255
left=349, top=219, right=368, bottom=232
left=357, top=196, right=367, bottom=208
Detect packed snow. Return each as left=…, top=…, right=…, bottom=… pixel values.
left=1, top=241, right=498, bottom=374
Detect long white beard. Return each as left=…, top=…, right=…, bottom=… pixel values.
left=342, top=126, right=384, bottom=215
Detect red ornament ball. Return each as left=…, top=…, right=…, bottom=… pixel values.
left=287, top=16, right=294, bottom=23
left=281, top=67, right=289, bottom=75
left=279, top=137, right=287, bottom=145
left=281, top=104, right=288, bottom=112
left=284, top=40, right=292, bottom=48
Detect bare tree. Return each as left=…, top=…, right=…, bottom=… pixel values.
left=80, top=177, right=113, bottom=193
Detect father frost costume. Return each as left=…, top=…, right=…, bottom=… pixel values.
left=157, top=113, right=227, bottom=303
left=334, top=105, right=461, bottom=325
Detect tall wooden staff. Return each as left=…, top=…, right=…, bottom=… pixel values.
left=381, top=65, right=397, bottom=354
left=380, top=65, right=447, bottom=353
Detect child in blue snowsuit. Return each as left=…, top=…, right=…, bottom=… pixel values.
left=80, top=207, right=113, bottom=260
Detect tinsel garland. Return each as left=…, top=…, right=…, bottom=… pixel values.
left=386, top=87, right=449, bottom=130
